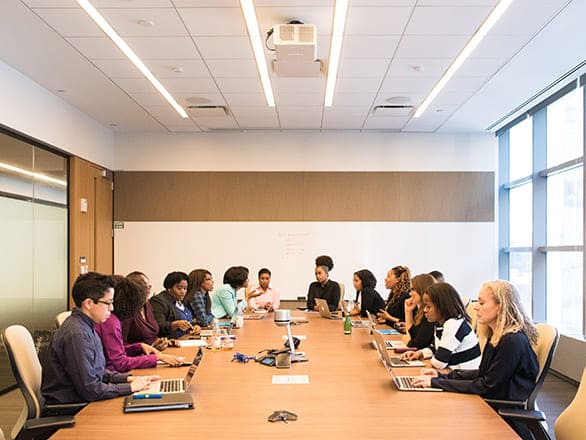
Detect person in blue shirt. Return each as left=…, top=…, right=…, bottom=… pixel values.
left=186, top=269, right=215, bottom=327
left=211, top=266, right=249, bottom=319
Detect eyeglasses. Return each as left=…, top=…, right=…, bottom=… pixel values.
left=95, top=300, right=114, bottom=308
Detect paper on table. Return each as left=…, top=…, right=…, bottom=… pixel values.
left=272, top=375, right=309, bottom=384
left=178, top=339, right=207, bottom=347
left=281, top=335, right=307, bottom=340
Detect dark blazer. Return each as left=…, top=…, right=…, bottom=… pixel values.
left=149, top=290, right=195, bottom=338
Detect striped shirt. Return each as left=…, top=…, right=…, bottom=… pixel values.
left=421, top=317, right=481, bottom=370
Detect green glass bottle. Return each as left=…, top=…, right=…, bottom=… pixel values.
left=344, top=313, right=352, bottom=335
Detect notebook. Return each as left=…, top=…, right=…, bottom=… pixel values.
left=372, top=331, right=441, bottom=392
left=123, top=392, right=194, bottom=413
left=371, top=330, right=424, bottom=367
left=314, top=298, right=342, bottom=320
left=134, top=347, right=203, bottom=395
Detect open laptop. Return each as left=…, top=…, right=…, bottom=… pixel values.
left=371, top=330, right=424, bottom=367
left=364, top=310, right=406, bottom=350
left=372, top=331, right=441, bottom=392
left=315, top=298, right=342, bottom=320
left=135, top=347, right=204, bottom=395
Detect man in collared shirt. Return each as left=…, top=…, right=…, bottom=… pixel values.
left=42, top=272, right=156, bottom=404
left=247, top=268, right=280, bottom=312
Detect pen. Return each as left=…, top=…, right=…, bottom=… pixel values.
left=133, top=393, right=163, bottom=399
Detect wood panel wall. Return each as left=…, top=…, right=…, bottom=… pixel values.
left=114, top=171, right=494, bottom=222
left=69, top=157, right=113, bottom=306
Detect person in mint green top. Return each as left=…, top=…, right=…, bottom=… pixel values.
left=211, top=266, right=249, bottom=319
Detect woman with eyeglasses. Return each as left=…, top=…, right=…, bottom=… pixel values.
left=377, top=265, right=412, bottom=328
left=185, top=269, right=215, bottom=327
left=411, top=280, right=538, bottom=402
left=95, top=276, right=183, bottom=373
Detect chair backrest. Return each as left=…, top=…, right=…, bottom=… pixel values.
left=466, top=300, right=478, bottom=332
left=527, top=323, right=560, bottom=409
left=555, top=366, right=586, bottom=440
left=1, top=325, right=44, bottom=422
left=55, top=311, right=72, bottom=328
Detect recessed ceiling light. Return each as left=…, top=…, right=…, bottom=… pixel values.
left=137, top=20, right=155, bottom=27
left=186, top=97, right=212, bottom=104
left=386, top=96, right=411, bottom=104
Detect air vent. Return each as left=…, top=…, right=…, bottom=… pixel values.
left=187, top=105, right=229, bottom=117
left=372, top=105, right=414, bottom=117
left=273, top=23, right=317, bottom=61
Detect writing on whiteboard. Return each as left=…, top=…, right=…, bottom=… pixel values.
left=278, top=231, right=310, bottom=259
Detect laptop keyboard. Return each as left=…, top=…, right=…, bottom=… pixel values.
left=396, top=376, right=415, bottom=389
left=159, top=379, right=183, bottom=393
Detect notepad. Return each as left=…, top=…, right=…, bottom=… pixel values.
left=272, top=375, right=309, bottom=384
left=178, top=339, right=207, bottom=347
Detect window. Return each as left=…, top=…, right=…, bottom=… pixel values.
left=499, top=81, right=585, bottom=338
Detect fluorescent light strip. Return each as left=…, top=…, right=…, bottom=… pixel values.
left=413, top=0, right=514, bottom=118
left=0, top=162, right=67, bottom=187
left=325, top=0, right=349, bottom=107
left=75, top=0, right=188, bottom=118
left=240, top=0, right=275, bottom=107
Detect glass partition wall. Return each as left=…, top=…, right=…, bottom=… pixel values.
left=0, top=129, right=68, bottom=392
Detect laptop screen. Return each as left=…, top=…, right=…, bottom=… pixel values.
left=184, top=347, right=204, bottom=389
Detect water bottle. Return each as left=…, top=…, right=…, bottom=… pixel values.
left=344, top=306, right=352, bottom=335
left=211, top=318, right=222, bottom=350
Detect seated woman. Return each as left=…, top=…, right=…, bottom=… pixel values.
left=412, top=280, right=538, bottom=401
left=377, top=265, right=411, bottom=327
left=247, top=268, right=280, bottom=312
left=95, top=277, right=182, bottom=372
left=150, top=271, right=200, bottom=338
left=211, top=266, right=249, bottom=319
left=185, top=269, right=215, bottom=327
left=349, top=269, right=384, bottom=317
left=404, top=273, right=436, bottom=349
left=306, top=255, right=340, bottom=312
left=403, top=282, right=481, bottom=372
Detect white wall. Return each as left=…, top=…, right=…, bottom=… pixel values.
left=114, top=131, right=496, bottom=171
left=0, top=58, right=114, bottom=168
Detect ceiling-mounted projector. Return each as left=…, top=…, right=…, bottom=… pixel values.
left=270, top=22, right=322, bottom=77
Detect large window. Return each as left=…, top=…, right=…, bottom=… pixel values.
left=499, top=80, right=585, bottom=338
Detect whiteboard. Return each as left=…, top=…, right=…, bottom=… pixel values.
left=114, top=222, right=496, bottom=301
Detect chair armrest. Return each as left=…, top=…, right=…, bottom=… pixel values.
left=498, top=409, right=546, bottom=422
left=484, top=398, right=526, bottom=410
left=44, top=402, right=88, bottom=416
left=24, top=416, right=75, bottom=431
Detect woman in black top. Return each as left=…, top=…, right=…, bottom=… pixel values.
left=306, top=255, right=341, bottom=312
left=349, top=269, right=385, bottom=318
left=377, top=265, right=411, bottom=327
left=404, top=273, right=436, bottom=349
left=413, top=280, right=539, bottom=402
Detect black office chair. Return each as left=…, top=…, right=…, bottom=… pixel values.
left=2, top=325, right=87, bottom=440
left=486, top=323, right=560, bottom=440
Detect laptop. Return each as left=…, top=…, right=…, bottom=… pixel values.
left=371, top=330, right=424, bottom=367
left=123, top=392, right=194, bottom=413
left=315, top=298, right=342, bottom=320
left=364, top=310, right=406, bottom=350
left=135, top=347, right=204, bottom=395
left=371, top=331, right=441, bottom=392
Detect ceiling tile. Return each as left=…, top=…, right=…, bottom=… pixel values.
left=206, top=59, right=258, bottom=78
left=395, top=35, right=469, bottom=58
left=341, top=35, right=401, bottom=59
left=127, top=37, right=200, bottom=59
left=173, top=1, right=239, bottom=6
left=159, top=77, right=219, bottom=93
left=178, top=7, right=247, bottom=36
left=144, top=105, right=197, bottom=124
left=380, top=76, right=438, bottom=93
left=92, top=59, right=141, bottom=78
left=194, top=115, right=239, bottom=130
left=338, top=58, right=390, bottom=78
left=144, top=59, right=210, bottom=77
left=33, top=8, right=104, bottom=37
left=322, top=115, right=366, bottom=129
left=332, top=92, right=377, bottom=106
left=345, top=6, right=413, bottom=35
left=405, top=6, right=491, bottom=35
left=229, top=106, right=278, bottom=119
left=66, top=37, right=125, bottom=58
left=194, top=36, right=252, bottom=59
left=387, top=58, right=452, bottom=77
left=216, top=78, right=263, bottom=94
left=272, top=77, right=325, bottom=94
left=224, top=93, right=269, bottom=106
left=99, top=8, right=187, bottom=37
left=275, top=93, right=324, bottom=106
left=335, top=77, right=382, bottom=94
left=363, top=116, right=409, bottom=130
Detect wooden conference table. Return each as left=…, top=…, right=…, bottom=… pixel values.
left=52, top=312, right=519, bottom=439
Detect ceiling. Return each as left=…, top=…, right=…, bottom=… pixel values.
left=0, top=0, right=583, bottom=133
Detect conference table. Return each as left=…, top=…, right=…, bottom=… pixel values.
left=51, top=312, right=519, bottom=439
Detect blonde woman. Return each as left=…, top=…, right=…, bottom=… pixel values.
left=412, top=280, right=538, bottom=400
left=377, top=266, right=411, bottom=327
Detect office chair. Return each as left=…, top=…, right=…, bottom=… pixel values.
left=487, top=323, right=559, bottom=440
left=54, top=311, right=71, bottom=328
left=554, top=366, right=586, bottom=440
left=2, top=325, right=86, bottom=440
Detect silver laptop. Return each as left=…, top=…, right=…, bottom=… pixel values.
left=135, top=347, right=204, bottom=395
left=372, top=331, right=441, bottom=392
left=315, top=298, right=342, bottom=320
left=371, top=329, right=424, bottom=367
left=364, top=310, right=406, bottom=350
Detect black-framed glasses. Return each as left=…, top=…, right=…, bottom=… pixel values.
left=95, top=300, right=114, bottom=307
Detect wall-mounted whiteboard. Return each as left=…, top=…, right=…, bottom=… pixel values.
left=114, top=222, right=496, bottom=302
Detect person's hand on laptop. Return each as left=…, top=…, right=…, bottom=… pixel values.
left=140, top=343, right=159, bottom=355
left=401, top=350, right=424, bottom=361
left=419, top=368, right=438, bottom=377
left=173, top=320, right=193, bottom=332
left=157, top=353, right=183, bottom=367
left=127, top=375, right=160, bottom=392
left=411, top=375, right=433, bottom=388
